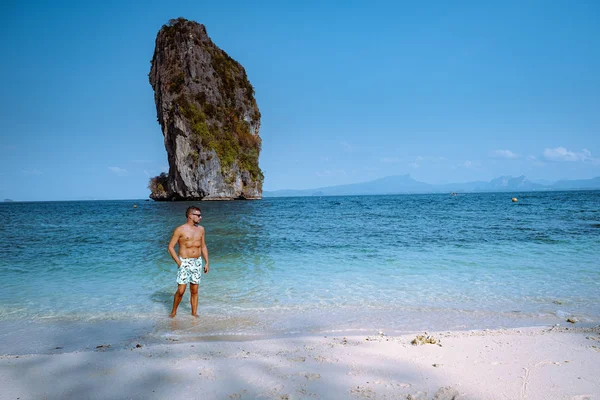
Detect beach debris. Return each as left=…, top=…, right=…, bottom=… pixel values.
left=512, top=197, right=518, bottom=202
left=95, top=344, right=111, bottom=352
left=433, top=386, right=460, bottom=400
left=236, top=349, right=251, bottom=358
left=136, top=343, right=142, bottom=348
left=432, top=363, right=441, bottom=367
left=411, top=334, right=441, bottom=346
left=350, top=386, right=375, bottom=398
left=333, top=336, right=349, bottom=345
left=55, top=346, right=63, bottom=350
left=553, top=300, right=562, bottom=305
left=567, top=317, right=578, bottom=324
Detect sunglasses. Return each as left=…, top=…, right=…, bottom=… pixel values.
left=191, top=213, right=202, bottom=217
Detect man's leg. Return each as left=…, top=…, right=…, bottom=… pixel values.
left=170, top=284, right=187, bottom=317
left=190, top=283, right=199, bottom=317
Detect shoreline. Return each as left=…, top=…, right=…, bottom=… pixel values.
left=1, top=308, right=597, bottom=357
left=2, top=325, right=598, bottom=399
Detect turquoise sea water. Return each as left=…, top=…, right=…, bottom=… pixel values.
left=1, top=191, right=599, bottom=354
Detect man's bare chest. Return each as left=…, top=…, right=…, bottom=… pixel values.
left=180, top=228, right=203, bottom=244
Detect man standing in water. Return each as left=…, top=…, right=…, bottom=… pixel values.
left=168, top=206, right=209, bottom=317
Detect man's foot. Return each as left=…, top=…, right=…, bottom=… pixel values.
left=191, top=313, right=199, bottom=318
left=169, top=312, right=176, bottom=318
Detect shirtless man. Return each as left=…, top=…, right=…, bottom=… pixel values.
left=168, top=206, right=209, bottom=317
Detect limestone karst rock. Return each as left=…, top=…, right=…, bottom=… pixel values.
left=149, top=18, right=263, bottom=200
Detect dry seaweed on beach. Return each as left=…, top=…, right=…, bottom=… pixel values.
left=411, top=334, right=441, bottom=346
left=94, top=344, right=111, bottom=352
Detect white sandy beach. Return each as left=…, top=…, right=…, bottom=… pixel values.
left=1, top=326, right=598, bottom=400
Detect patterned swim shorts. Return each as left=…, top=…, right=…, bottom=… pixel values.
left=176, top=257, right=203, bottom=285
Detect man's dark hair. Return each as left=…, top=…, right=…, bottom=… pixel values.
left=186, top=206, right=201, bottom=217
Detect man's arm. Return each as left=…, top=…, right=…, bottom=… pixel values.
left=168, top=227, right=182, bottom=267
left=201, top=227, right=209, bottom=273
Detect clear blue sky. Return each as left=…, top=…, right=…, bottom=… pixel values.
left=1, top=0, right=599, bottom=200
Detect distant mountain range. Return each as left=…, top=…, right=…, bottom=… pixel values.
left=264, top=175, right=600, bottom=197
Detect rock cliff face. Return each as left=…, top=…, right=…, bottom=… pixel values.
left=149, top=18, right=263, bottom=200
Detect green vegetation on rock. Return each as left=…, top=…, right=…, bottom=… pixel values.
left=169, top=72, right=185, bottom=93
left=148, top=172, right=169, bottom=198
left=173, top=94, right=262, bottom=180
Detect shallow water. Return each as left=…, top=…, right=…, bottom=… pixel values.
left=1, top=191, right=599, bottom=353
